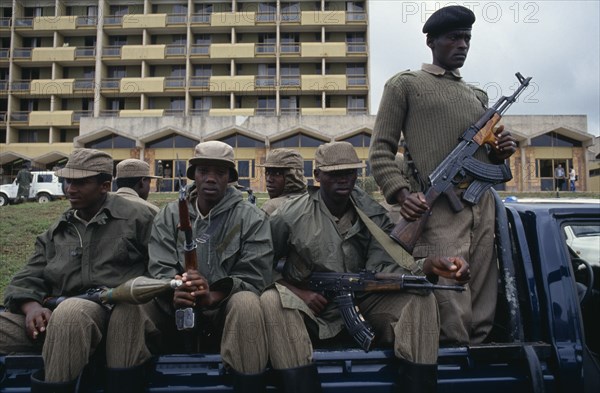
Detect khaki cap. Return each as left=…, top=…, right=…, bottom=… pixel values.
left=56, top=148, right=113, bottom=179
left=259, top=148, right=303, bottom=169
left=315, top=142, right=366, bottom=172
left=186, top=141, right=238, bottom=182
left=115, top=159, right=160, bottom=179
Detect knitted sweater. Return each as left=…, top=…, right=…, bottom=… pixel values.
left=370, top=64, right=491, bottom=203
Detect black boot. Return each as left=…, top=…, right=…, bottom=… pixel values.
left=105, top=364, right=147, bottom=393
left=397, top=359, right=437, bottom=393
left=278, top=364, right=322, bottom=393
left=30, top=370, right=77, bottom=393
left=231, top=370, right=266, bottom=393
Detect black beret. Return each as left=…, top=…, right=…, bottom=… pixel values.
left=422, top=6, right=475, bottom=35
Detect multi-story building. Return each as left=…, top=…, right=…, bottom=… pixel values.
left=0, top=1, right=597, bottom=193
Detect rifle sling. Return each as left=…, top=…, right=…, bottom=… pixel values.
left=353, top=206, right=423, bottom=275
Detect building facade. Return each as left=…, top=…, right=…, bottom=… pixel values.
left=1, top=1, right=598, bottom=193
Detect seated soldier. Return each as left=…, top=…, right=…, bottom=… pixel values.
left=0, top=149, right=155, bottom=393
left=260, top=142, right=470, bottom=392
left=114, top=158, right=161, bottom=214
left=259, top=148, right=307, bottom=216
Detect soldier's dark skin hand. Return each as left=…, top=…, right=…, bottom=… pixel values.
left=423, top=256, right=470, bottom=284
left=395, top=188, right=429, bottom=221
left=491, top=125, right=517, bottom=161
left=174, top=270, right=225, bottom=308
left=278, top=279, right=328, bottom=316
left=21, top=301, right=52, bottom=340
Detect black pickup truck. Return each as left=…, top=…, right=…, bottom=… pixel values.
left=1, top=192, right=599, bottom=392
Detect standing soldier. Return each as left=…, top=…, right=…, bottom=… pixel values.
left=15, top=163, right=32, bottom=203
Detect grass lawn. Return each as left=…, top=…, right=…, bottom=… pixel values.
left=1, top=189, right=598, bottom=304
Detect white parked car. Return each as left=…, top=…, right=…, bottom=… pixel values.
left=0, top=171, right=65, bottom=206
left=564, top=224, right=600, bottom=267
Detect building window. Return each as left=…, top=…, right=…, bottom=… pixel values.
left=347, top=96, right=366, bottom=113
left=271, top=133, right=326, bottom=148
left=342, top=132, right=371, bottom=148
left=304, top=160, right=314, bottom=186
left=85, top=134, right=136, bottom=149
left=219, top=133, right=265, bottom=148
left=531, top=132, right=582, bottom=147
left=146, top=134, right=199, bottom=149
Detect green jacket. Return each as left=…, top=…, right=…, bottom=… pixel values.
left=270, top=187, right=413, bottom=339
left=149, top=186, right=273, bottom=301
left=4, top=194, right=155, bottom=312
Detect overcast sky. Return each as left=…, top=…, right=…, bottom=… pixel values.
left=368, top=0, right=600, bottom=136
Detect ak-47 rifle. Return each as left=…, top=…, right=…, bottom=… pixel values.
left=175, top=165, right=197, bottom=332
left=390, top=72, right=532, bottom=253
left=308, top=270, right=464, bottom=351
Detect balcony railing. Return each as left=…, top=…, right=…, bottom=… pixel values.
left=167, top=14, right=187, bottom=25
left=164, top=109, right=185, bottom=116
left=280, top=43, right=300, bottom=54
left=0, top=80, right=7, bottom=91
left=255, top=108, right=276, bottom=116
left=165, top=77, right=185, bottom=88
left=255, top=76, right=276, bottom=87
left=0, top=111, right=7, bottom=122
left=75, top=47, right=96, bottom=58
left=11, top=80, right=31, bottom=92
left=255, top=44, right=276, bottom=54
left=346, top=12, right=367, bottom=22
left=189, top=108, right=210, bottom=116
left=13, top=48, right=32, bottom=59
left=280, top=76, right=300, bottom=86
left=189, top=77, right=210, bottom=88
left=0, top=49, right=9, bottom=59
left=103, top=46, right=122, bottom=57
left=10, top=112, right=29, bottom=122
left=347, top=75, right=368, bottom=86
left=104, top=16, right=122, bottom=26
left=76, top=16, right=98, bottom=26
left=73, top=110, right=93, bottom=121
left=190, top=45, right=210, bottom=55
left=74, top=79, right=95, bottom=90
left=347, top=107, right=368, bottom=115
left=280, top=108, right=300, bottom=116
left=0, top=18, right=10, bottom=27
left=101, top=79, right=120, bottom=89
left=256, top=12, right=276, bottom=22
left=281, top=12, right=301, bottom=22
left=99, top=110, right=119, bottom=117
left=166, top=45, right=186, bottom=56
left=14, top=17, right=33, bottom=27
left=191, top=13, right=211, bottom=24
left=347, top=42, right=367, bottom=54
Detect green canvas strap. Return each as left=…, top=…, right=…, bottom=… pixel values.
left=354, top=207, right=423, bottom=275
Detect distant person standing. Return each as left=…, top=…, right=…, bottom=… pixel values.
left=555, top=164, right=566, bottom=191
left=569, top=168, right=577, bottom=192
left=15, top=164, right=32, bottom=203
left=156, top=160, right=164, bottom=192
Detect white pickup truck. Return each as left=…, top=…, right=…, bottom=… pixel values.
left=0, top=171, right=65, bottom=206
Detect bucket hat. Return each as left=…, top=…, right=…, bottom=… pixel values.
left=186, top=141, right=238, bottom=182
left=115, top=159, right=161, bottom=179
left=315, top=142, right=366, bottom=172
left=259, top=148, right=303, bottom=170
left=56, top=148, right=113, bottom=179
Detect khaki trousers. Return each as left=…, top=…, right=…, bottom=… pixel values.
left=0, top=298, right=108, bottom=382
left=106, top=291, right=268, bottom=374
left=413, top=190, right=498, bottom=346
left=260, top=288, right=440, bottom=369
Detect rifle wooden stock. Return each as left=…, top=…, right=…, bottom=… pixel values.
left=389, top=188, right=439, bottom=253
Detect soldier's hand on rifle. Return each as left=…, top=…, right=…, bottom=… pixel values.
left=491, top=125, right=517, bottom=161
left=21, top=301, right=52, bottom=340
left=278, top=279, right=328, bottom=316
left=174, top=270, right=211, bottom=308
left=396, top=188, right=429, bottom=222
left=423, top=256, right=470, bottom=284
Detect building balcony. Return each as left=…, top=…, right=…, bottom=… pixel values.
left=0, top=49, right=8, bottom=59
left=29, top=111, right=74, bottom=126
left=164, top=109, right=185, bottom=116
left=165, top=77, right=185, bottom=89
left=347, top=75, right=368, bottom=88
left=209, top=108, right=255, bottom=116
left=75, top=47, right=96, bottom=58
left=76, top=16, right=98, bottom=27
left=0, top=80, right=7, bottom=92
left=209, top=76, right=255, bottom=92
left=255, top=108, right=277, bottom=116
left=14, top=17, right=34, bottom=28
left=73, top=79, right=96, bottom=92
left=280, top=107, right=300, bottom=116
left=347, top=42, right=368, bottom=55
left=210, top=43, right=255, bottom=59
left=10, top=80, right=31, bottom=93
left=0, top=17, right=10, bottom=27
left=211, top=12, right=256, bottom=27
left=190, top=13, right=211, bottom=24
left=101, top=78, right=120, bottom=90
left=13, top=48, right=32, bottom=59
left=346, top=12, right=367, bottom=23
left=189, top=108, right=210, bottom=116
left=121, top=45, right=166, bottom=60
left=189, top=77, right=210, bottom=89
left=347, top=107, right=369, bottom=115
left=105, top=14, right=168, bottom=29
left=32, top=47, right=76, bottom=62
left=255, top=12, right=276, bottom=23
left=301, top=108, right=347, bottom=116
left=10, top=112, right=30, bottom=123
left=34, top=16, right=77, bottom=31
left=301, top=11, right=346, bottom=26
left=281, top=12, right=301, bottom=23
left=280, top=76, right=301, bottom=87
left=73, top=110, right=94, bottom=122
left=255, top=44, right=276, bottom=55
left=281, top=43, right=300, bottom=55
left=301, top=42, right=346, bottom=58
left=255, top=76, right=277, bottom=88
left=0, top=111, right=6, bottom=123
left=120, top=109, right=165, bottom=117
left=120, top=77, right=166, bottom=93
left=103, top=46, right=122, bottom=57
left=301, top=75, right=347, bottom=91
left=30, top=79, right=75, bottom=95
left=165, top=44, right=186, bottom=57
left=166, top=14, right=187, bottom=25
left=99, top=110, right=119, bottom=117
left=190, top=45, right=210, bottom=56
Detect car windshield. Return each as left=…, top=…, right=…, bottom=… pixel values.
left=571, top=225, right=600, bottom=237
